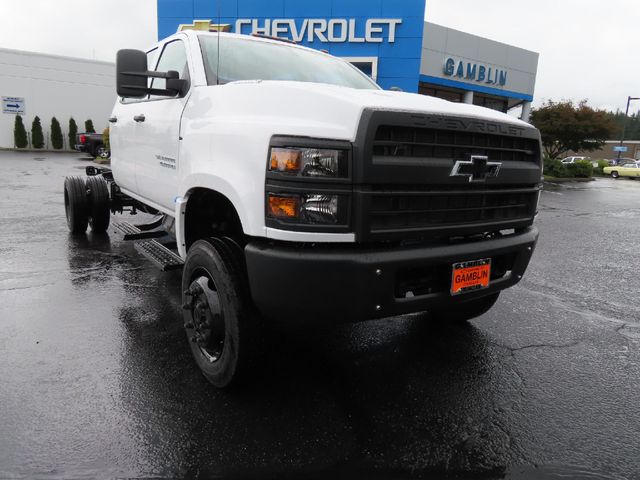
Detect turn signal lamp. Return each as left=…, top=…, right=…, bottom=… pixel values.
left=268, top=195, right=299, bottom=219
left=270, top=148, right=301, bottom=173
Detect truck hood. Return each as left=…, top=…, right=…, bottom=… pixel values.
left=190, top=80, right=532, bottom=141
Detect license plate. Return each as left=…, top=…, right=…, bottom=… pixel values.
left=451, top=259, right=491, bottom=295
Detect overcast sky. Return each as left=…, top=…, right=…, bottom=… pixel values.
left=0, top=0, right=637, bottom=112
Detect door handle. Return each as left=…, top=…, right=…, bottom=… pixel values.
left=133, top=114, right=146, bottom=123
left=108, top=116, right=117, bottom=123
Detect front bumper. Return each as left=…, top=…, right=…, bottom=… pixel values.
left=245, top=227, right=538, bottom=325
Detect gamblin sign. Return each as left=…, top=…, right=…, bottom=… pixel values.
left=234, top=18, right=402, bottom=43
left=444, top=57, right=508, bottom=87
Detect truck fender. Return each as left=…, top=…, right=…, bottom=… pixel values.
left=175, top=174, right=259, bottom=259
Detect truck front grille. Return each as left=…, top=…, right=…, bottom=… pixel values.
left=363, top=185, right=539, bottom=239
left=373, top=125, right=540, bottom=163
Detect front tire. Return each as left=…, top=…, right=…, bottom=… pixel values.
left=611, top=171, right=619, bottom=178
left=429, top=293, right=500, bottom=324
left=181, top=238, right=259, bottom=388
left=64, top=176, right=89, bottom=233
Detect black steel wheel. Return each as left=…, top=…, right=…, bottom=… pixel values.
left=64, top=176, right=89, bottom=233
left=182, top=238, right=259, bottom=388
left=97, top=146, right=110, bottom=159
left=85, top=177, right=110, bottom=233
left=611, top=171, right=619, bottom=178
left=429, top=293, right=500, bottom=324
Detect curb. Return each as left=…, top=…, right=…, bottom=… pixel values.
left=544, top=177, right=596, bottom=184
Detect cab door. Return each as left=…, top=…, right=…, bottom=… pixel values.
left=110, top=47, right=159, bottom=195
left=131, top=39, right=192, bottom=211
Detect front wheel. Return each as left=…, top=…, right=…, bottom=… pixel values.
left=181, top=238, right=260, bottom=388
left=611, top=171, right=619, bottom=178
left=428, top=293, right=500, bottom=324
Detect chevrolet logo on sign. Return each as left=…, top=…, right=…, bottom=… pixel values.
left=450, top=155, right=501, bottom=183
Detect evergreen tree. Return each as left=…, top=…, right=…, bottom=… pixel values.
left=68, top=117, right=78, bottom=150
left=85, top=119, right=95, bottom=133
left=14, top=115, right=28, bottom=148
left=31, top=116, right=44, bottom=149
left=51, top=117, right=63, bottom=149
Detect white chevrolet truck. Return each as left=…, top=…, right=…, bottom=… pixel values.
left=63, top=31, right=542, bottom=388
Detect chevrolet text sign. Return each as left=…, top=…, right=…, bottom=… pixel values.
left=234, top=18, right=402, bottom=43
left=157, top=0, right=427, bottom=93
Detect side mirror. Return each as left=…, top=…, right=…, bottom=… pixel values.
left=116, top=49, right=189, bottom=98
left=117, top=49, right=148, bottom=98
left=166, top=76, right=189, bottom=97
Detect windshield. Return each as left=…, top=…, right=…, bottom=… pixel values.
left=198, top=35, right=379, bottom=90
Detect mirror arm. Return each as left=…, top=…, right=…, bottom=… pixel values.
left=121, top=70, right=179, bottom=80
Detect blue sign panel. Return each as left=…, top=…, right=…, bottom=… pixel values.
left=157, top=0, right=427, bottom=92
left=613, top=146, right=628, bottom=153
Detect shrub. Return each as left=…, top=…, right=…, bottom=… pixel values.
left=543, top=158, right=568, bottom=178
left=68, top=118, right=78, bottom=150
left=593, top=159, right=609, bottom=176
left=566, top=160, right=593, bottom=178
left=85, top=119, right=95, bottom=133
left=543, top=158, right=593, bottom=178
left=31, top=116, right=44, bottom=149
left=102, top=127, right=110, bottom=151
left=14, top=115, right=28, bottom=148
left=51, top=117, right=63, bottom=149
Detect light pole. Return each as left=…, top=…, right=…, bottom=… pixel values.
left=617, top=96, right=640, bottom=161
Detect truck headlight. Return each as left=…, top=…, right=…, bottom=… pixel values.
left=267, top=193, right=345, bottom=225
left=269, top=147, right=348, bottom=178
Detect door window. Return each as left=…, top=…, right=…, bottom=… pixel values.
left=150, top=40, right=190, bottom=96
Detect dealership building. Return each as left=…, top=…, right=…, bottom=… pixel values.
left=158, top=0, right=538, bottom=119
left=0, top=0, right=538, bottom=149
left=0, top=48, right=114, bottom=150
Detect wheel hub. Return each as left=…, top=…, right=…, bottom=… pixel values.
left=184, top=275, right=225, bottom=362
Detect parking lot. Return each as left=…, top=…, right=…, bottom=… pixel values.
left=1, top=151, right=639, bottom=479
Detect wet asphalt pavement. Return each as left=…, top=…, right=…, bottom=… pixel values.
left=1, top=151, right=640, bottom=480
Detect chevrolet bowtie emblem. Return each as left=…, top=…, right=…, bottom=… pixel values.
left=450, top=155, right=501, bottom=182
left=178, top=20, right=231, bottom=33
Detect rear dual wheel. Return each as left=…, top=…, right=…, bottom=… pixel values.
left=63, top=176, right=110, bottom=233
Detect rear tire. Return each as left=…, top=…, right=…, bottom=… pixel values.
left=86, top=177, right=110, bottom=233
left=64, top=176, right=89, bottom=233
left=181, top=238, right=260, bottom=388
left=429, top=293, right=500, bottom=324
left=611, top=171, right=619, bottom=178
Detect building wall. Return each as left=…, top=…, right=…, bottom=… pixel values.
left=569, top=141, right=640, bottom=161
left=157, top=0, right=426, bottom=92
left=420, top=22, right=538, bottom=103
left=0, top=48, right=115, bottom=149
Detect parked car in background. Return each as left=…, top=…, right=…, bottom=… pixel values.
left=608, top=157, right=635, bottom=166
left=75, top=132, right=109, bottom=159
left=603, top=161, right=640, bottom=178
left=561, top=156, right=590, bottom=164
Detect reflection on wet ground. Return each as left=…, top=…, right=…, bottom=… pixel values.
left=1, top=152, right=639, bottom=479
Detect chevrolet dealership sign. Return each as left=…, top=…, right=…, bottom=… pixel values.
left=234, top=18, right=402, bottom=43
left=158, top=0, right=427, bottom=92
